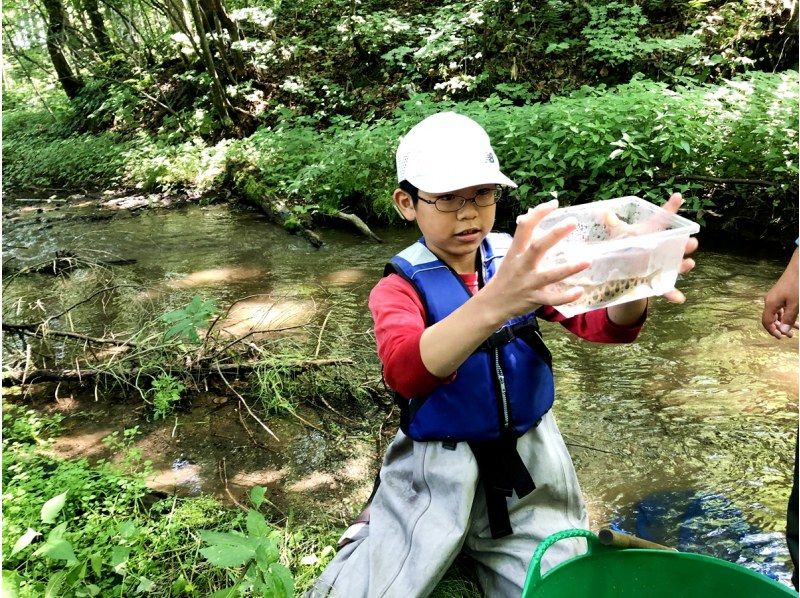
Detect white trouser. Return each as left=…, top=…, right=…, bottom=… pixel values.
left=308, top=411, right=588, bottom=598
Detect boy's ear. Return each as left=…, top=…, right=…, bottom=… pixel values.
left=393, top=188, right=417, bottom=221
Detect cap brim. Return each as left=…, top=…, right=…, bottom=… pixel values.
left=409, top=169, right=517, bottom=194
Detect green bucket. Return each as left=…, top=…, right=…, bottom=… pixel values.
left=522, top=529, right=797, bottom=598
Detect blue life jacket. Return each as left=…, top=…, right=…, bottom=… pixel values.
left=384, top=232, right=555, bottom=442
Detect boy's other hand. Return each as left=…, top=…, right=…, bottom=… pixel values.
left=658, top=193, right=698, bottom=304
left=484, top=200, right=590, bottom=318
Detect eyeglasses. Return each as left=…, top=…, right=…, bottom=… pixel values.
left=417, top=187, right=504, bottom=213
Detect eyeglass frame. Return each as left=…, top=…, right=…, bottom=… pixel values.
left=402, top=183, right=506, bottom=213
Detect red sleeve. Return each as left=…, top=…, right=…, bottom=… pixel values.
left=536, top=304, right=646, bottom=343
left=368, top=274, right=454, bottom=398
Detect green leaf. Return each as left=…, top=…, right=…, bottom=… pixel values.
left=209, top=587, right=239, bottom=598
left=199, top=530, right=262, bottom=550
left=267, top=563, right=294, bottom=598
left=608, top=148, right=623, bottom=160
left=47, top=522, right=68, bottom=541
left=110, top=545, right=130, bottom=573
left=246, top=510, right=270, bottom=538
left=63, top=561, right=87, bottom=588
left=679, top=141, right=691, bottom=154
left=90, top=553, right=103, bottom=577
left=200, top=544, right=254, bottom=568
left=135, top=576, right=155, bottom=593
left=250, top=486, right=266, bottom=509
left=11, top=527, right=41, bottom=556
left=33, top=539, right=77, bottom=562
left=2, top=570, right=21, bottom=598
left=118, top=520, right=140, bottom=539
left=255, top=541, right=280, bottom=570
left=41, top=491, right=68, bottom=523
left=44, top=570, right=66, bottom=598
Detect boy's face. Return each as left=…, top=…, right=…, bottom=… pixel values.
left=393, top=184, right=496, bottom=273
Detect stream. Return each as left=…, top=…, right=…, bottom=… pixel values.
left=2, top=199, right=797, bottom=585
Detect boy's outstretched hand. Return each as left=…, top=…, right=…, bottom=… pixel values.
left=484, top=199, right=591, bottom=319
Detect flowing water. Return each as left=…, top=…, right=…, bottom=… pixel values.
left=3, top=200, right=797, bottom=585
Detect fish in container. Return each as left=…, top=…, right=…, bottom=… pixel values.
left=537, top=196, right=700, bottom=317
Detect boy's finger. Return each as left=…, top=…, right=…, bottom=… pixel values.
left=780, top=302, right=799, bottom=330
left=684, top=236, right=699, bottom=256
left=662, top=288, right=686, bottom=304
left=678, top=258, right=695, bottom=275
left=663, top=193, right=683, bottom=214
left=509, top=200, right=558, bottom=256
left=528, top=218, right=579, bottom=264
left=537, top=261, right=591, bottom=287
left=548, top=286, right=585, bottom=307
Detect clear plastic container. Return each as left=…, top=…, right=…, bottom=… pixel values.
left=537, top=196, right=700, bottom=317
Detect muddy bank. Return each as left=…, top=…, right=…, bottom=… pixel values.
left=8, top=383, right=388, bottom=525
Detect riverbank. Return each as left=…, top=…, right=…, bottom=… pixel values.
left=4, top=70, right=798, bottom=245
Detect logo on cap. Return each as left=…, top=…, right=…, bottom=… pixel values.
left=486, top=153, right=495, bottom=164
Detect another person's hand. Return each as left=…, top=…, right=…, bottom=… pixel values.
left=762, top=248, right=799, bottom=339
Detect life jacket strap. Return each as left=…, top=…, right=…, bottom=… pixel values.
left=468, top=433, right=537, bottom=539
left=478, top=319, right=552, bottom=370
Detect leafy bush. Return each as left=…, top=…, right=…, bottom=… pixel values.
left=229, top=70, right=797, bottom=229
left=149, top=374, right=186, bottom=420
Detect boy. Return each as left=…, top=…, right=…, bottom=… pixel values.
left=309, top=112, right=697, bottom=597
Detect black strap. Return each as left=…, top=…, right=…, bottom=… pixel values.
left=468, top=435, right=536, bottom=539
left=478, top=320, right=552, bottom=370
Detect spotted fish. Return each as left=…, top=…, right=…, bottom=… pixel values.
left=572, top=270, right=662, bottom=307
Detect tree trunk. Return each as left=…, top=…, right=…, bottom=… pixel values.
left=209, top=0, right=245, bottom=76
left=42, top=0, right=83, bottom=98
left=185, top=0, right=233, bottom=128
left=82, top=0, right=114, bottom=55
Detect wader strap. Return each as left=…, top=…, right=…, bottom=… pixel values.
left=468, top=435, right=536, bottom=539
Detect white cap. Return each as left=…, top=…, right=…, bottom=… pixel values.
left=396, top=112, right=517, bottom=193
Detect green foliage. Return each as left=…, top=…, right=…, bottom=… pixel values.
left=583, top=2, right=650, bottom=66
left=228, top=70, right=797, bottom=229
left=148, top=374, right=186, bottom=420
left=161, top=295, right=217, bottom=344
left=198, top=488, right=294, bottom=597
left=2, top=407, right=241, bottom=596
left=2, top=402, right=64, bottom=446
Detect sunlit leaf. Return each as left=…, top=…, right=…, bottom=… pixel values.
left=200, top=544, right=254, bottom=567
left=40, top=491, right=68, bottom=524
left=2, top=570, right=21, bottom=598
left=246, top=509, right=269, bottom=538
left=250, top=486, right=266, bottom=509
left=11, top=528, right=40, bottom=556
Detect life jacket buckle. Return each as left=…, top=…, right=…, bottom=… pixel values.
left=485, top=325, right=515, bottom=350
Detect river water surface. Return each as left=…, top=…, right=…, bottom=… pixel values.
left=3, top=201, right=797, bottom=585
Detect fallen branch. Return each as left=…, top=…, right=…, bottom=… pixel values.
left=2, top=358, right=353, bottom=386
left=663, top=174, right=789, bottom=187
left=242, top=191, right=324, bottom=248
left=2, top=325, right=139, bottom=348
left=327, top=211, right=383, bottom=243
left=215, top=362, right=280, bottom=441
left=218, top=458, right=248, bottom=512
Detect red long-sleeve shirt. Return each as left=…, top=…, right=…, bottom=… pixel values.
left=369, top=272, right=646, bottom=399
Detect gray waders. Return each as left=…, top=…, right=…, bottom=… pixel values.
left=307, top=411, right=588, bottom=598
